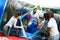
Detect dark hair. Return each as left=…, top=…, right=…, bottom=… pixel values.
left=14, top=11, right=23, bottom=18
left=33, top=8, right=37, bottom=10
left=44, top=13, right=50, bottom=20
left=47, top=12, right=54, bottom=18
left=33, top=8, right=37, bottom=14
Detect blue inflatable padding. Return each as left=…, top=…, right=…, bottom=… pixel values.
left=23, top=15, right=29, bottom=20
left=26, top=21, right=38, bottom=33
left=31, top=35, right=48, bottom=40
left=21, top=8, right=33, bottom=19
left=29, top=28, right=42, bottom=39
left=0, top=0, right=6, bottom=25
left=26, top=32, right=32, bottom=38
left=31, top=35, right=43, bottom=40
left=23, top=14, right=31, bottom=20
left=25, top=32, right=48, bottom=40
left=25, top=32, right=44, bottom=40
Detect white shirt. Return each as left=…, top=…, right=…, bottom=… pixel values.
left=6, top=16, right=17, bottom=28
left=28, top=11, right=39, bottom=25
left=48, top=18, right=59, bottom=36
left=37, top=10, right=44, bottom=17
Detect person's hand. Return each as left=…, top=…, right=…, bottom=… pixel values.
left=38, top=23, right=42, bottom=27
left=37, top=23, right=42, bottom=29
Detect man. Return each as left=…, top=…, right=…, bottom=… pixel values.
left=26, top=8, right=41, bottom=33
left=44, top=13, right=59, bottom=40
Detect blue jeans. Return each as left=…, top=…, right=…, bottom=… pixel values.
left=49, top=34, right=59, bottom=40
left=26, top=21, right=38, bottom=33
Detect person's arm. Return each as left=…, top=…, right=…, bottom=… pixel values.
left=37, top=19, right=42, bottom=29
left=38, top=19, right=40, bottom=24
left=46, top=27, right=51, bottom=34
left=47, top=20, right=52, bottom=34
left=36, top=12, right=42, bottom=29
left=13, top=23, right=23, bottom=29
left=38, top=19, right=42, bottom=27
left=13, top=18, right=23, bottom=29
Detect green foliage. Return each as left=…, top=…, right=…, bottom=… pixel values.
left=36, top=5, right=41, bottom=10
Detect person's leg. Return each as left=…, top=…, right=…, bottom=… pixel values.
left=49, top=34, right=59, bottom=40
left=3, top=25, right=10, bottom=36
left=53, top=34, right=59, bottom=40
left=7, top=27, right=11, bottom=36
left=16, top=28, right=22, bottom=36
left=38, top=29, right=49, bottom=40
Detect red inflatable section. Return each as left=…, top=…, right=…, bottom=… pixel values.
left=0, top=33, right=29, bottom=40
left=27, top=14, right=31, bottom=19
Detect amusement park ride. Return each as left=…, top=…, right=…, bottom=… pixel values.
left=0, top=0, right=60, bottom=40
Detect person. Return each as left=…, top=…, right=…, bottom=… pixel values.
left=44, top=13, right=59, bottom=40
left=26, top=8, right=41, bottom=33
left=3, top=11, right=23, bottom=36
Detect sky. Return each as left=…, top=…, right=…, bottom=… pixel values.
left=20, top=0, right=60, bottom=9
